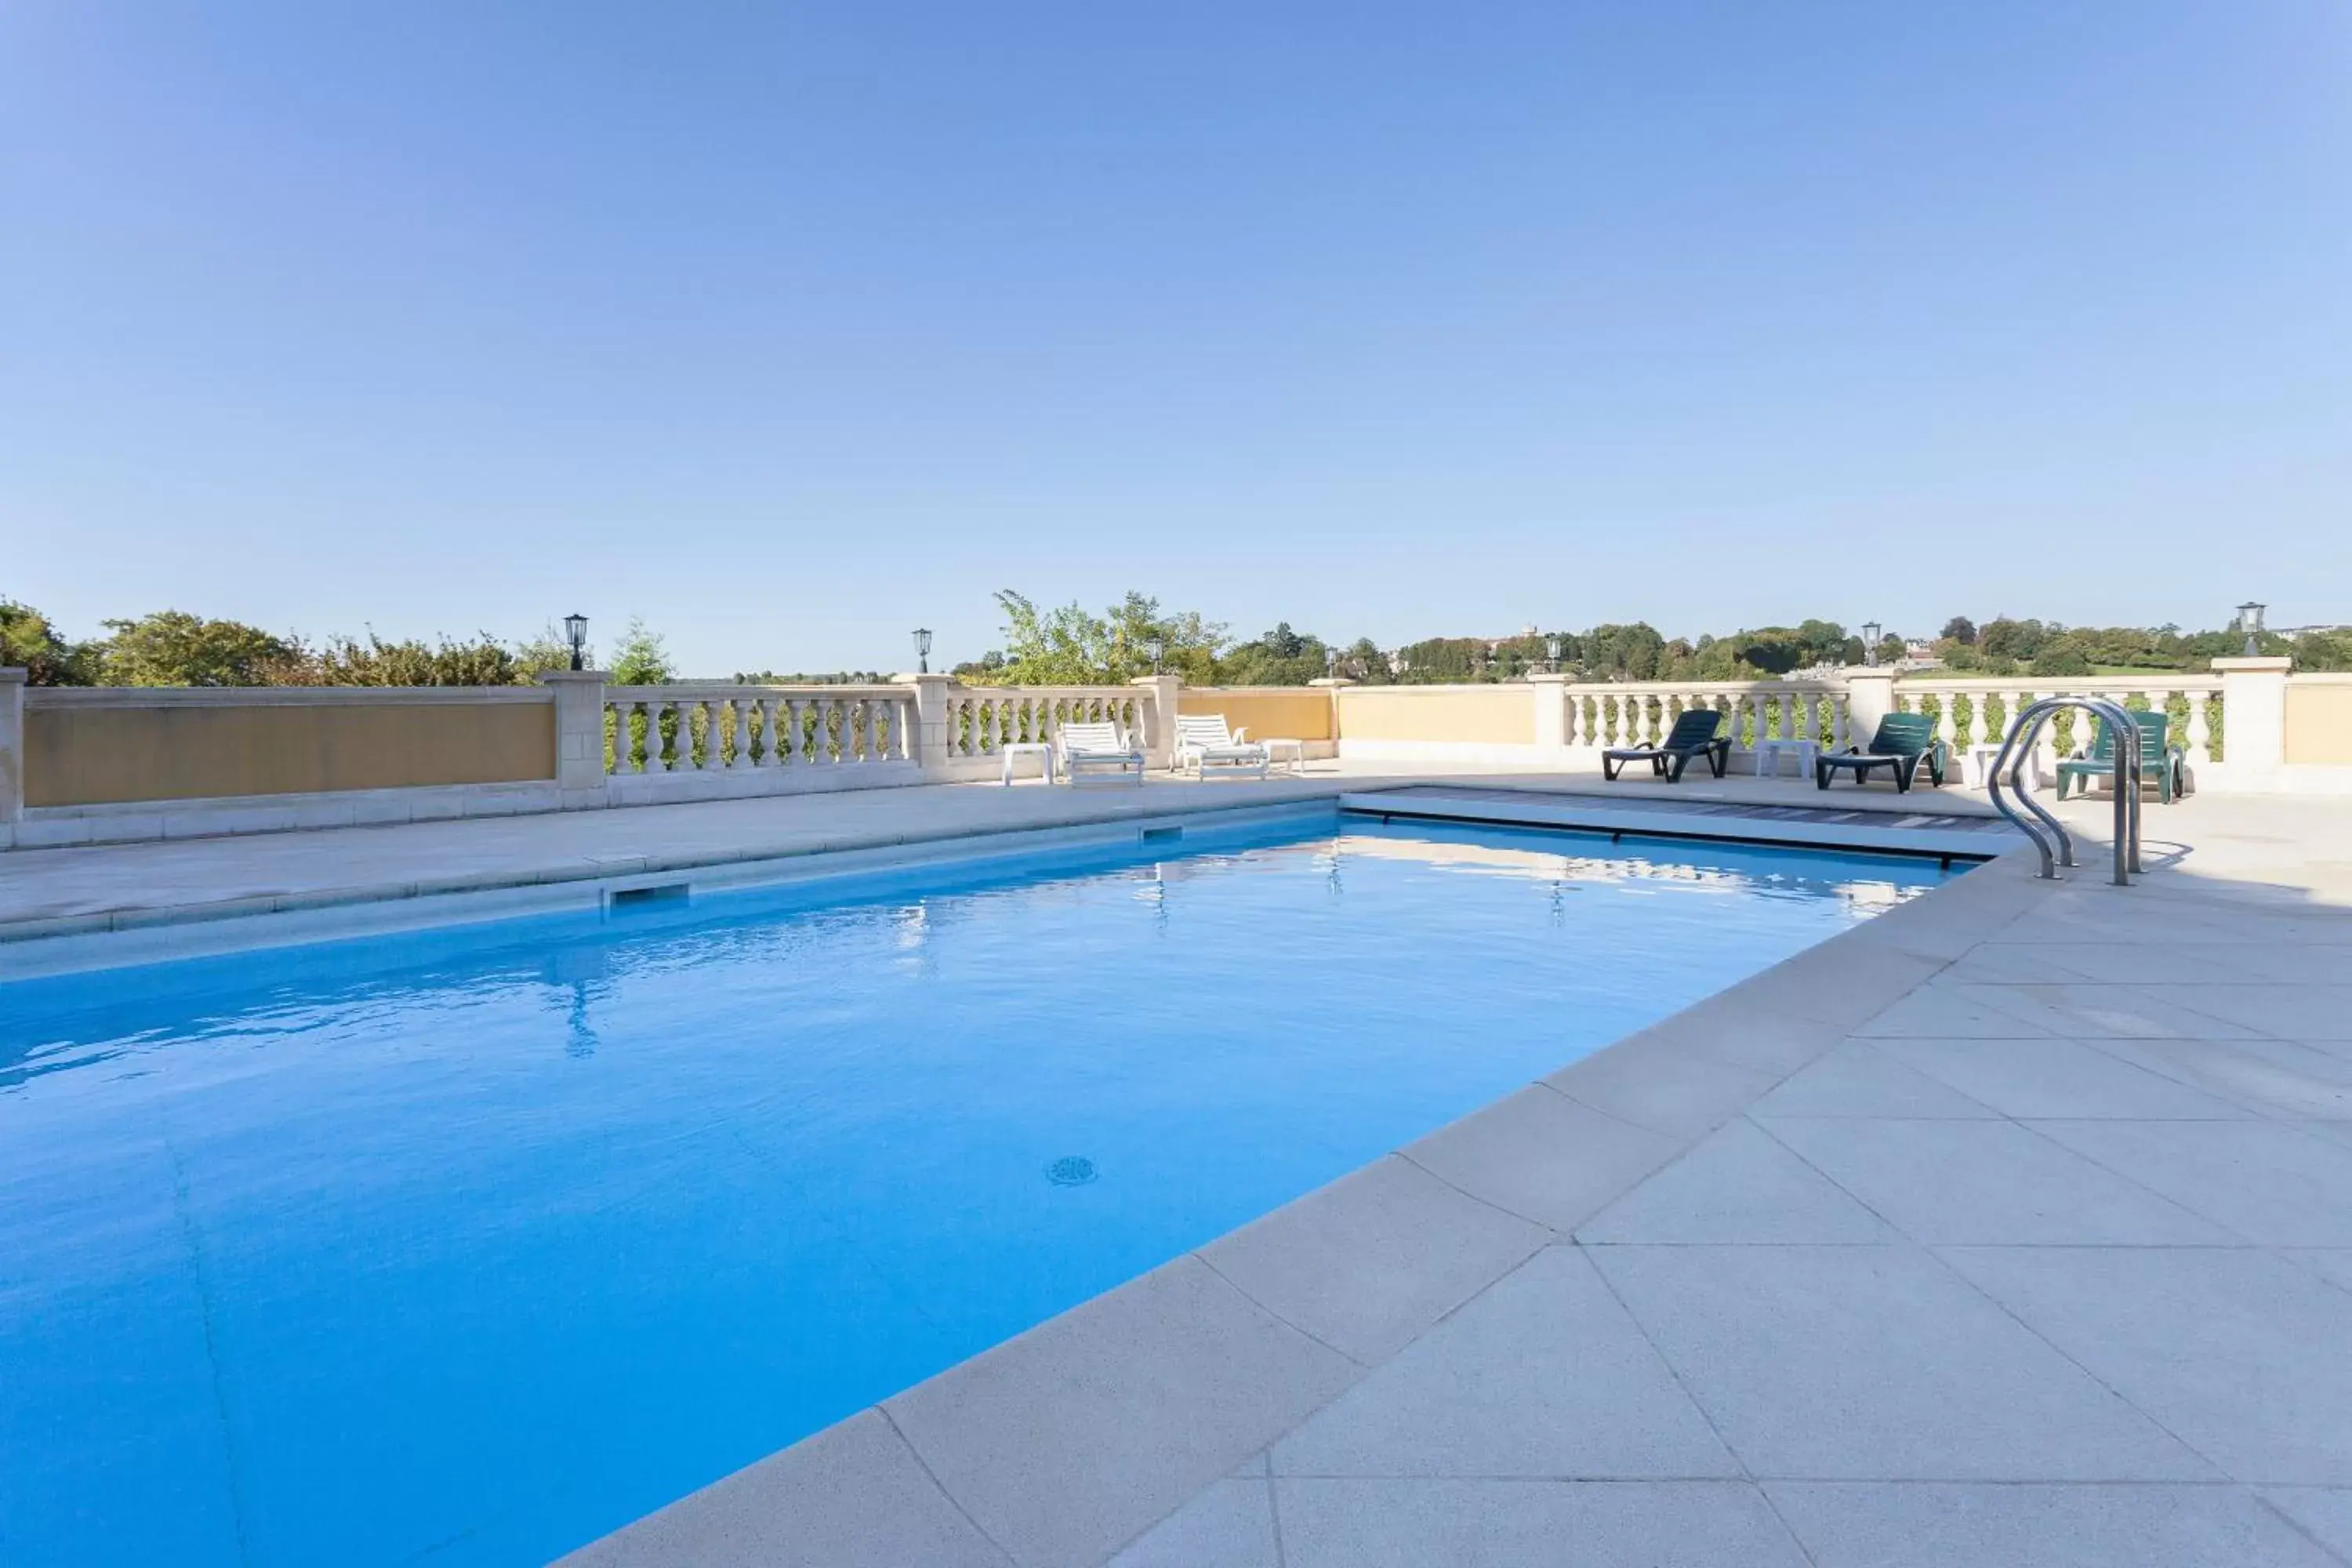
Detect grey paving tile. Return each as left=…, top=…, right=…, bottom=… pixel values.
left=1943, top=1246, right=2352, bottom=1486
left=1271, top=1247, right=1735, bottom=1480
left=1200, top=1154, right=1548, bottom=1365
left=2089, top=1036, right=2352, bottom=1120
left=1664, top=991, right=1849, bottom=1076
left=557, top=1408, right=1011, bottom=1568
left=2132, top=984, right=2352, bottom=1041
left=2206, top=942, right=2352, bottom=984
left=1588, top=1244, right=2212, bottom=1481
left=1402, top=1085, right=1681, bottom=1232
left=1733, top=943, right=1951, bottom=1031
left=1853, top=981, right=2059, bottom=1039
left=1749, top=1042, right=2002, bottom=1119
left=1763, top=1118, right=2237, bottom=1244
left=1948, top=942, right=2259, bottom=986
left=1105, top=1480, right=1276, bottom=1568
left=1276, top=1479, right=1809, bottom=1568
left=1543, top=1033, right=1780, bottom=1138
left=2261, top=1489, right=2352, bottom=1560
left=884, top=1256, right=1357, bottom=1568
left=1577, top=1119, right=1895, bottom=1244
left=1876, top=1036, right=2252, bottom=1119
left=1768, top=1482, right=2339, bottom=1567
left=2281, top=1250, right=2352, bottom=1296
left=1958, top=983, right=2267, bottom=1040
left=2029, top=1119, right=2352, bottom=1245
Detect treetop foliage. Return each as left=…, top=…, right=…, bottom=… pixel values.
left=7, top=591, right=2346, bottom=688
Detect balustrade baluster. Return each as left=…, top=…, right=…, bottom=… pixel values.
left=2185, top=688, right=2212, bottom=764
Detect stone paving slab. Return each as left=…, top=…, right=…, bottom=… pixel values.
left=1586, top=1243, right=2216, bottom=1482
left=1766, top=1482, right=2343, bottom=1567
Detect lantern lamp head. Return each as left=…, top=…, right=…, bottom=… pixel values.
left=912, top=627, right=933, bottom=673
left=2237, top=602, right=2265, bottom=657
left=562, top=613, right=589, bottom=671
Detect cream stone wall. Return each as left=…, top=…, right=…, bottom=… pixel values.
left=1335, top=685, right=1535, bottom=746
left=2286, top=677, right=2352, bottom=766
left=1178, top=688, right=1334, bottom=742
left=26, top=689, right=557, bottom=808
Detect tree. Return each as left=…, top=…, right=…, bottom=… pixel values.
left=608, top=618, right=676, bottom=684
left=1221, top=622, right=1332, bottom=684
left=1940, top=615, right=1978, bottom=645
left=99, top=611, right=310, bottom=686
left=1977, top=617, right=2048, bottom=662
left=315, top=630, right=532, bottom=686
left=0, top=598, right=100, bottom=684
left=977, top=590, right=1227, bottom=685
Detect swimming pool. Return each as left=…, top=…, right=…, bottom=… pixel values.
left=0, top=811, right=1955, bottom=1566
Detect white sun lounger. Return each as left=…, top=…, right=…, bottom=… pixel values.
left=1056, top=720, right=1145, bottom=787
left=1172, top=714, right=1271, bottom=779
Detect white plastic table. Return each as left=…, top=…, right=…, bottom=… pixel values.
left=998, top=742, right=1055, bottom=786
left=1964, top=742, right=2043, bottom=789
left=1259, top=738, right=1308, bottom=775
left=1752, top=739, right=1819, bottom=779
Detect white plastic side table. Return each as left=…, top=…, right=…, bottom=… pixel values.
left=1260, top=738, right=1307, bottom=775
left=999, top=742, right=1055, bottom=786
left=1965, top=742, right=2042, bottom=789
left=1752, top=739, right=1819, bottom=779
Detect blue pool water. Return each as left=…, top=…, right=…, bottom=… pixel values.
left=0, top=812, right=1953, bottom=1566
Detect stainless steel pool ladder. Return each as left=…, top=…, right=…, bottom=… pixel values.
left=1986, top=696, right=2143, bottom=885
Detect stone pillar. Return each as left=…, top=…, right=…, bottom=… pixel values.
left=2214, top=656, right=2292, bottom=788
left=1843, top=669, right=1899, bottom=750
left=1529, top=673, right=1570, bottom=757
left=0, top=667, right=24, bottom=825
left=1131, top=673, right=1181, bottom=770
left=894, top=672, right=956, bottom=771
left=538, top=670, right=610, bottom=807
left=1308, top=677, right=1355, bottom=763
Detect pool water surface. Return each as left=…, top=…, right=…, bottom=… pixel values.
left=0, top=814, right=1953, bottom=1565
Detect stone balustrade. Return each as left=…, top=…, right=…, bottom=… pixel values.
left=1552, top=681, right=1860, bottom=753
left=939, top=685, right=1154, bottom=769
left=2, top=656, right=2345, bottom=850
left=1889, top=674, right=2227, bottom=772
left=603, top=684, right=913, bottom=776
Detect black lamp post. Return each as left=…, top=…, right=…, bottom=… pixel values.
left=2236, top=601, right=2265, bottom=658
left=563, top=612, right=589, bottom=672
left=1144, top=635, right=1165, bottom=674
left=1546, top=632, right=1563, bottom=673
left=1326, top=646, right=1340, bottom=679
left=1860, top=621, right=1883, bottom=667
left=913, top=628, right=933, bottom=673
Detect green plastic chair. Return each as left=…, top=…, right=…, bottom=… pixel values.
left=1602, top=707, right=1730, bottom=784
left=2056, top=710, right=2184, bottom=804
left=1816, top=712, right=1946, bottom=793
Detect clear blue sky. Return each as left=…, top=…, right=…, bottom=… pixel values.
left=5, top=2, right=2347, bottom=674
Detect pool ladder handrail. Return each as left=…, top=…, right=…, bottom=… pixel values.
left=1986, top=696, right=2143, bottom=885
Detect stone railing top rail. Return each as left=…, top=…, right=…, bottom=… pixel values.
left=603, top=682, right=911, bottom=702
left=24, top=684, right=555, bottom=710
left=1895, top=673, right=2223, bottom=692
left=1542, top=678, right=1849, bottom=695
left=947, top=685, right=1147, bottom=700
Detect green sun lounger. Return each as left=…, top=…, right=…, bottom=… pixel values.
left=1815, top=712, right=1946, bottom=793
left=2056, top=710, right=2184, bottom=804
left=1602, top=707, right=1730, bottom=784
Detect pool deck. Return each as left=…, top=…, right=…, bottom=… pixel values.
left=14, top=774, right=2352, bottom=1565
